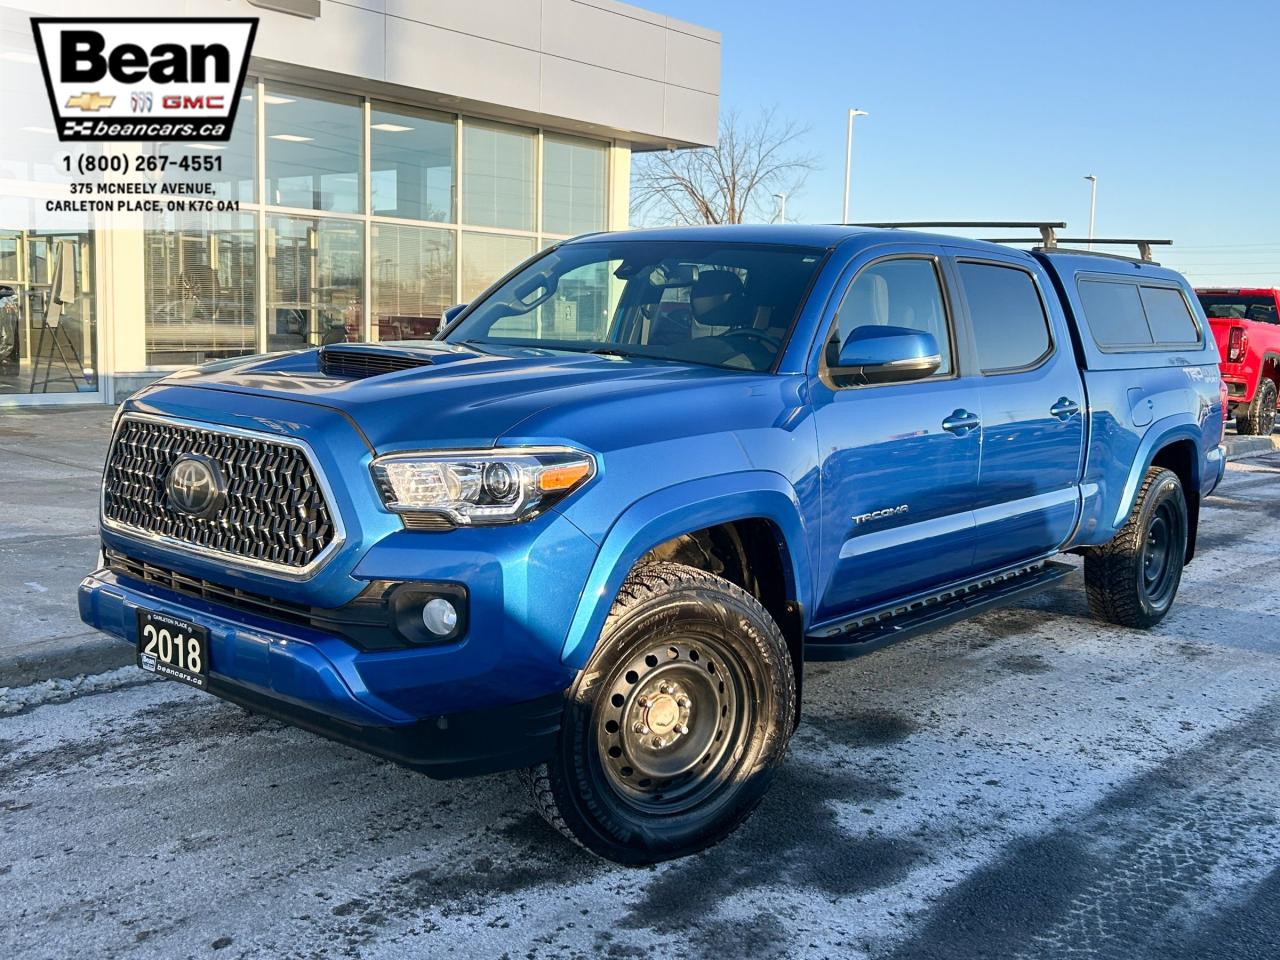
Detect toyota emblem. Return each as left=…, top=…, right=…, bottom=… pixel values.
left=165, top=455, right=225, bottom=518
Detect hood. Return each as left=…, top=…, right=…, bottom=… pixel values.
left=155, top=341, right=763, bottom=451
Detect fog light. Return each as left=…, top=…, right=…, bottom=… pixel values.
left=422, top=597, right=459, bottom=636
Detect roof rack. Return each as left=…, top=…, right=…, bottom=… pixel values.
left=849, top=221, right=1171, bottom=263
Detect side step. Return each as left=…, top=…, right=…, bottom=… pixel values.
left=804, top=560, right=1076, bottom=661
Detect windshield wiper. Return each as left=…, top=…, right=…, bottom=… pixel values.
left=588, top=347, right=635, bottom=358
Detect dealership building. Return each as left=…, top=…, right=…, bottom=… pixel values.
left=0, top=0, right=720, bottom=405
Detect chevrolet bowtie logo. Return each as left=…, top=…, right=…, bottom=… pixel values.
left=65, top=91, right=115, bottom=111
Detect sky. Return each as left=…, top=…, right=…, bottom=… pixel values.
left=638, top=0, right=1280, bottom=287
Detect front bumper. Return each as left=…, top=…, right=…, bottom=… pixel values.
left=210, top=677, right=563, bottom=779
left=79, top=567, right=567, bottom=778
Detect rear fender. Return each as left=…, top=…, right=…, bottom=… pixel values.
left=560, top=471, right=813, bottom=670
left=1112, top=418, right=1204, bottom=529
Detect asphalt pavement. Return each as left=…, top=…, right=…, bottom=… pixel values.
left=0, top=409, right=1277, bottom=959
left=0, top=406, right=125, bottom=686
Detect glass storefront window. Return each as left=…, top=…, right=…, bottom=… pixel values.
left=542, top=135, right=607, bottom=236
left=144, top=212, right=258, bottom=366
left=0, top=229, right=97, bottom=397
left=5, top=71, right=622, bottom=401
left=266, top=215, right=363, bottom=352
left=265, top=84, right=362, bottom=214
left=462, top=231, right=536, bottom=302
left=0, top=233, right=18, bottom=280
left=0, top=232, right=21, bottom=390
left=371, top=104, right=455, bottom=223
left=161, top=80, right=257, bottom=203
left=462, top=120, right=535, bottom=231
left=372, top=223, right=456, bottom=342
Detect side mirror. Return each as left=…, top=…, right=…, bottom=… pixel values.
left=831, top=325, right=941, bottom=384
left=441, top=303, right=468, bottom=326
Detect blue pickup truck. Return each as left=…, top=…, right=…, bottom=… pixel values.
left=80, top=223, right=1225, bottom=864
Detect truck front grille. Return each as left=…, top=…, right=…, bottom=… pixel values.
left=102, top=416, right=338, bottom=574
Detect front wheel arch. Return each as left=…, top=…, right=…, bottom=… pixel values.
left=559, top=473, right=814, bottom=673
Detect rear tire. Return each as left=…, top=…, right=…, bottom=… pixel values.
left=1084, top=467, right=1188, bottom=629
left=524, top=561, right=795, bottom=865
left=1236, top=378, right=1278, bottom=436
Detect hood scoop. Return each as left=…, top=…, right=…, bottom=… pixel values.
left=319, top=344, right=435, bottom=379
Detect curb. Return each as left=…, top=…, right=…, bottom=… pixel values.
left=1224, top=433, right=1280, bottom=462
left=1, top=633, right=134, bottom=689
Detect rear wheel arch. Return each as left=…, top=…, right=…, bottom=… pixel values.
left=1260, top=351, right=1280, bottom=386
left=1149, top=439, right=1200, bottom=562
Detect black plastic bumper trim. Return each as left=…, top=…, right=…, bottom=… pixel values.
left=207, top=677, right=565, bottom=780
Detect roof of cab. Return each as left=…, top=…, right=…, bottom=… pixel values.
left=1034, top=249, right=1190, bottom=286
left=564, top=222, right=1032, bottom=259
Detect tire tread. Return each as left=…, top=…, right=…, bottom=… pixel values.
left=524, top=560, right=795, bottom=863
left=1236, top=378, right=1277, bottom=436
left=1084, top=466, right=1183, bottom=628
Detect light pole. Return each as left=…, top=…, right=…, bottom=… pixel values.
left=772, top=192, right=787, bottom=223
left=1084, top=175, right=1098, bottom=250
left=842, top=109, right=869, bottom=224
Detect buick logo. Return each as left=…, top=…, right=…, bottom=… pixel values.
left=165, top=455, right=224, bottom=518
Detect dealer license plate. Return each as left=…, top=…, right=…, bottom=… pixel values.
left=136, top=609, right=208, bottom=689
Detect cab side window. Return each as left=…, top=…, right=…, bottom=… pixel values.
left=830, top=258, right=952, bottom=377
left=959, top=262, right=1053, bottom=373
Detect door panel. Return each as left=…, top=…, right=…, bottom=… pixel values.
left=812, top=252, right=982, bottom=623
left=955, top=259, right=1086, bottom=567
left=814, top=378, right=982, bottom=619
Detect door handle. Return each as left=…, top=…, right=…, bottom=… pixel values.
left=1050, top=397, right=1081, bottom=420
left=942, top=409, right=981, bottom=435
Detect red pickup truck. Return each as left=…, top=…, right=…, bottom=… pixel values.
left=1196, top=288, right=1280, bottom=435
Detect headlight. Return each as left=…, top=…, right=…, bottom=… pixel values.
left=370, top=447, right=596, bottom=526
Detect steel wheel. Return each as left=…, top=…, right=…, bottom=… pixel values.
left=593, top=635, right=750, bottom=814
left=1141, top=499, right=1181, bottom=611
left=526, top=561, right=795, bottom=864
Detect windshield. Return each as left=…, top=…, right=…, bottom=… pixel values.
left=1197, top=294, right=1278, bottom=324
left=444, top=240, right=827, bottom=372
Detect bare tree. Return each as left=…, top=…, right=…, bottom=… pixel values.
left=631, top=107, right=818, bottom=226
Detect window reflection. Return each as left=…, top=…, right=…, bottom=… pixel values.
left=144, top=212, right=258, bottom=366
left=372, top=223, right=455, bottom=341
left=371, top=104, right=455, bottom=223
left=542, top=134, right=606, bottom=236
left=462, top=120, right=535, bottom=231
left=266, top=215, right=364, bottom=351
left=0, top=229, right=97, bottom=396
left=265, top=84, right=362, bottom=213
left=161, top=80, right=256, bottom=202
left=462, top=232, right=536, bottom=301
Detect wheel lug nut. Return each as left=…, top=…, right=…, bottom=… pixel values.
left=633, top=722, right=649, bottom=734
left=675, top=724, right=688, bottom=735
left=659, top=683, right=671, bottom=694
left=677, top=697, right=689, bottom=709
left=652, top=736, right=664, bottom=748
left=637, top=696, right=648, bottom=707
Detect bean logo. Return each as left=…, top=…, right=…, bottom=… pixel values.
left=30, top=17, right=257, bottom=142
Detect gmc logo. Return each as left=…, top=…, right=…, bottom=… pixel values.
left=162, top=96, right=225, bottom=110
left=31, top=17, right=257, bottom=142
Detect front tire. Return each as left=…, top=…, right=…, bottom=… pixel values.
left=525, top=561, right=795, bottom=865
left=1084, top=467, right=1188, bottom=629
left=1236, top=378, right=1278, bottom=436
